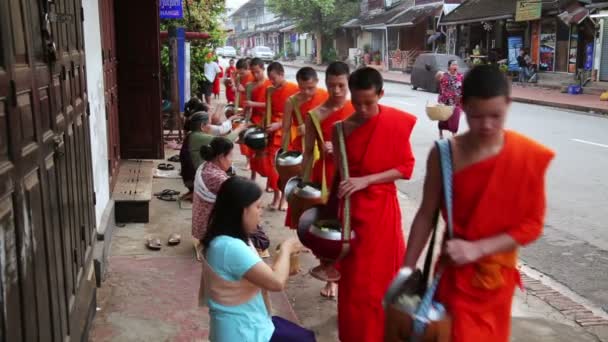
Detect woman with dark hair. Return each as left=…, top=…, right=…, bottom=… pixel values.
left=199, top=177, right=308, bottom=341
left=437, top=59, right=464, bottom=139
left=191, top=137, right=235, bottom=260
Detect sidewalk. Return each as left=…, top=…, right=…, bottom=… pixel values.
left=88, top=103, right=606, bottom=341
left=282, top=61, right=608, bottom=115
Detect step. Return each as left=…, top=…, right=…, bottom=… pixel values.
left=112, top=160, right=154, bottom=223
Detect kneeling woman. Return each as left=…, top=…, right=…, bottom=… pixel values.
left=199, top=177, right=306, bottom=341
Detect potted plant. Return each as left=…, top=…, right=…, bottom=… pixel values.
left=363, top=44, right=371, bottom=65
left=373, top=51, right=382, bottom=65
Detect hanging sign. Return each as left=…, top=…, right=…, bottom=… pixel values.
left=508, top=36, right=523, bottom=71
left=160, top=0, right=183, bottom=19
left=515, top=0, right=541, bottom=22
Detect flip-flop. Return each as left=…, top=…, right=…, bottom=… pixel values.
left=154, top=189, right=181, bottom=197
left=157, top=194, right=177, bottom=202
left=157, top=163, right=175, bottom=171
left=168, top=233, right=181, bottom=246
left=146, top=237, right=162, bottom=250
left=167, top=155, right=180, bottom=162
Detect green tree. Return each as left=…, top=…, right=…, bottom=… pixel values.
left=160, top=0, right=226, bottom=98
left=267, top=0, right=359, bottom=64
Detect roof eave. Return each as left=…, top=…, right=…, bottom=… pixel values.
left=439, top=14, right=513, bottom=26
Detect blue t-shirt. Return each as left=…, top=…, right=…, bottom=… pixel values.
left=206, top=235, right=274, bottom=342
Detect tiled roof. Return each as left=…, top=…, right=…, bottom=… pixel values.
left=388, top=2, right=443, bottom=26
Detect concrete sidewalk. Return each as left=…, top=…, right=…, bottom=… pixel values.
left=282, top=61, right=608, bottom=115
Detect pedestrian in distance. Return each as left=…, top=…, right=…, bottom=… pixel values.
left=437, top=60, right=463, bottom=139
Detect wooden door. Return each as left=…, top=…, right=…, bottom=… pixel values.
left=0, top=0, right=96, bottom=341
left=100, top=0, right=120, bottom=186
left=115, top=0, right=164, bottom=159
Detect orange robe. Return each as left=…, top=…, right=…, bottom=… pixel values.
left=289, top=89, right=329, bottom=151
left=237, top=72, right=255, bottom=158
left=249, top=79, right=279, bottom=190
left=338, top=105, right=416, bottom=342
left=435, top=130, right=554, bottom=342
left=311, top=101, right=354, bottom=188
left=271, top=81, right=299, bottom=149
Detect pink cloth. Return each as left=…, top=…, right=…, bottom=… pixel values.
left=191, top=162, right=229, bottom=240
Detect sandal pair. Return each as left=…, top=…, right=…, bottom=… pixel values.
left=146, top=234, right=182, bottom=250
left=157, top=163, right=175, bottom=171
left=155, top=189, right=180, bottom=201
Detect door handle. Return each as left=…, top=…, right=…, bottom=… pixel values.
left=53, top=134, right=65, bottom=158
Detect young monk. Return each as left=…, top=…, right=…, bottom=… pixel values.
left=333, top=67, right=416, bottom=342
left=235, top=59, right=255, bottom=172
left=267, top=61, right=299, bottom=210
left=403, top=65, right=554, bottom=341
left=245, top=58, right=282, bottom=208
left=303, top=61, right=354, bottom=299
left=281, top=67, right=329, bottom=153
left=282, top=68, right=329, bottom=226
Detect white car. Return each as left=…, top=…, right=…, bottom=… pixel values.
left=215, top=47, right=224, bottom=56
left=249, top=46, right=274, bottom=62
left=222, top=46, right=237, bottom=58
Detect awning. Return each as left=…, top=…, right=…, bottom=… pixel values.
left=342, top=2, right=411, bottom=29
left=387, top=3, right=443, bottom=27
left=557, top=2, right=590, bottom=24
left=280, top=24, right=297, bottom=32
left=439, top=0, right=517, bottom=25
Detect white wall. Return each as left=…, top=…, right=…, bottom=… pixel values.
left=82, top=0, right=110, bottom=229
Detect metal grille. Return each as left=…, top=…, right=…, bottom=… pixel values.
left=600, top=19, right=608, bottom=81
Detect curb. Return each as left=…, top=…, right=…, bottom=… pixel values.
left=282, top=62, right=608, bottom=116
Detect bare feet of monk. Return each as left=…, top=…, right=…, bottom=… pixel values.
left=267, top=192, right=281, bottom=211
left=320, top=282, right=337, bottom=299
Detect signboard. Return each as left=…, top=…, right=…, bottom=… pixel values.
left=160, top=0, right=183, bottom=19
left=585, top=42, right=594, bottom=71
left=515, top=0, right=542, bottom=22
left=184, top=42, right=191, bottom=103
left=508, top=36, right=523, bottom=71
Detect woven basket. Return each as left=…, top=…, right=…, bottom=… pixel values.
left=426, top=104, right=454, bottom=121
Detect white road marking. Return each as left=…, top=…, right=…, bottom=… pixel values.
left=572, top=138, right=608, bottom=149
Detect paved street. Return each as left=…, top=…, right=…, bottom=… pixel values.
left=281, top=65, right=608, bottom=313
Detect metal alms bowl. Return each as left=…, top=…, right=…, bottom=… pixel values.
left=277, top=150, right=303, bottom=167
left=294, top=182, right=322, bottom=199
left=243, top=127, right=268, bottom=150
left=284, top=176, right=302, bottom=198
left=309, top=219, right=356, bottom=241
left=383, top=267, right=423, bottom=314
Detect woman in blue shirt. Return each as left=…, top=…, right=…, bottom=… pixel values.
left=200, top=176, right=303, bottom=342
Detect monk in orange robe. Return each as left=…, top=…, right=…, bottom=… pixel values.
left=245, top=58, right=281, bottom=207
left=282, top=67, right=329, bottom=226
left=333, top=68, right=416, bottom=342
left=235, top=59, right=255, bottom=172
left=266, top=62, right=299, bottom=210
left=301, top=62, right=354, bottom=299
left=403, top=65, right=554, bottom=342
left=281, top=67, right=329, bottom=153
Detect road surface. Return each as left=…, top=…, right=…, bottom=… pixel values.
left=280, top=65, right=608, bottom=312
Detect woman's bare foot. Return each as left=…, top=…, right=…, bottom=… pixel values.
left=320, top=282, right=337, bottom=298
left=193, top=238, right=203, bottom=262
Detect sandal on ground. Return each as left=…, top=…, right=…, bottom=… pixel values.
left=157, top=193, right=177, bottom=202
left=310, top=266, right=341, bottom=282
left=154, top=189, right=180, bottom=197
left=157, top=163, right=175, bottom=171
left=167, top=155, right=180, bottom=162
left=146, top=237, right=162, bottom=250
left=168, top=233, right=181, bottom=246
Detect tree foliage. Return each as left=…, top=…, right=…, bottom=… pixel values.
left=267, top=0, right=359, bottom=37
left=160, top=0, right=226, bottom=98
left=267, top=0, right=359, bottom=63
